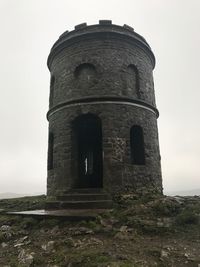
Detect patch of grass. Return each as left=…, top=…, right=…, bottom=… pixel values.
left=0, top=195, right=46, bottom=211
left=8, top=257, right=19, bottom=267
left=0, top=231, right=7, bottom=242
left=39, top=218, right=60, bottom=228
left=175, top=210, right=199, bottom=225
left=32, top=255, right=44, bottom=266
left=86, top=220, right=101, bottom=230
left=20, top=217, right=39, bottom=229
left=120, top=263, right=137, bottom=267
left=61, top=247, right=110, bottom=266
left=151, top=199, right=182, bottom=217
left=0, top=215, right=20, bottom=225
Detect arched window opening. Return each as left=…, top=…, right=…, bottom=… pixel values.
left=48, top=132, right=54, bottom=170
left=73, top=114, right=103, bottom=188
left=74, top=63, right=96, bottom=87
left=130, top=125, right=145, bottom=165
left=126, top=64, right=139, bottom=97
left=49, top=75, right=55, bottom=106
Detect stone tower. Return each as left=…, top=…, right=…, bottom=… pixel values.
left=46, top=21, right=162, bottom=209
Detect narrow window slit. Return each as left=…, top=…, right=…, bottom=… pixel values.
left=48, top=132, right=54, bottom=170
left=130, top=125, right=145, bottom=165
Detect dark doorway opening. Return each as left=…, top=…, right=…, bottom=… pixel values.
left=73, top=114, right=103, bottom=188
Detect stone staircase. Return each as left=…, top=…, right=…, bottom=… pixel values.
left=46, top=188, right=113, bottom=210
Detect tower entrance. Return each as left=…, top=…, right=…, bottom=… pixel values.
left=73, top=114, right=103, bottom=188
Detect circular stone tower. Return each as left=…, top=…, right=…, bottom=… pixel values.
left=46, top=20, right=162, bottom=207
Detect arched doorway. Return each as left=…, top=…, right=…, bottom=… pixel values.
left=73, top=114, right=103, bottom=188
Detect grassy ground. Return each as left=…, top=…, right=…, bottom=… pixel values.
left=0, top=194, right=199, bottom=266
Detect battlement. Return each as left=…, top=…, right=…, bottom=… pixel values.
left=48, top=21, right=154, bottom=69
left=60, top=20, right=135, bottom=36
left=56, top=20, right=143, bottom=42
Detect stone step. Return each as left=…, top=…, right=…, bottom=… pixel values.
left=46, top=199, right=113, bottom=210
left=65, top=188, right=104, bottom=194
left=57, top=193, right=110, bottom=201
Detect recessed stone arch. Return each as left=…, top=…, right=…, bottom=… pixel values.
left=49, top=75, right=55, bottom=107
left=74, top=63, right=97, bottom=88
left=47, top=132, right=54, bottom=170
left=130, top=125, right=145, bottom=165
left=126, top=64, right=140, bottom=97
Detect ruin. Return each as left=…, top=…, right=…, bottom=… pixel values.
left=46, top=21, right=162, bottom=209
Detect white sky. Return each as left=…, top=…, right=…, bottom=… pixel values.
left=0, top=0, right=199, bottom=194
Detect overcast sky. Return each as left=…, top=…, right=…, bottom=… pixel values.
left=0, top=0, right=199, bottom=194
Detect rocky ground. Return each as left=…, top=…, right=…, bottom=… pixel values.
left=0, top=193, right=200, bottom=267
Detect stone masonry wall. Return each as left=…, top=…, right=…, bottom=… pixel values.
left=47, top=23, right=162, bottom=196
left=47, top=104, right=162, bottom=196
left=49, top=36, right=156, bottom=109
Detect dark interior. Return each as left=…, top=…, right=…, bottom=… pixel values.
left=130, top=125, right=145, bottom=165
left=74, top=114, right=103, bottom=188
